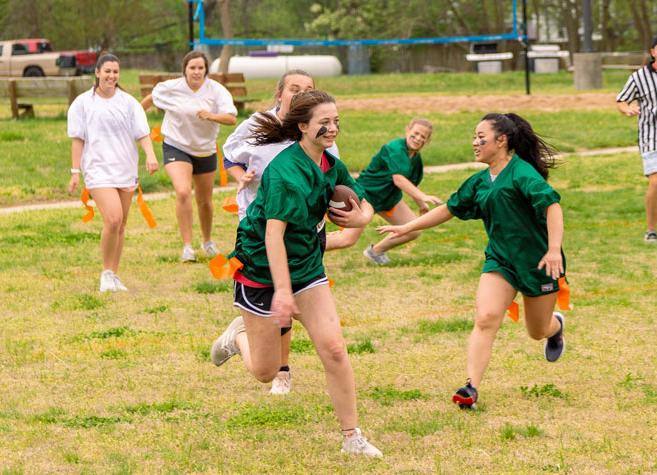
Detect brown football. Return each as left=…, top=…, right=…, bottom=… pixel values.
left=328, top=185, right=359, bottom=220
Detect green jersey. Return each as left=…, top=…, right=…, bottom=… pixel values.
left=446, top=155, right=565, bottom=296
left=356, top=138, right=424, bottom=212
left=231, top=142, right=364, bottom=285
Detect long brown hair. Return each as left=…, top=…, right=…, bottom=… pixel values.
left=251, top=90, right=335, bottom=145
left=481, top=112, right=557, bottom=179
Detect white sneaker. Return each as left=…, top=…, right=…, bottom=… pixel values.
left=202, top=240, right=219, bottom=258
left=99, top=270, right=118, bottom=292
left=363, top=244, right=390, bottom=265
left=341, top=428, right=383, bottom=457
left=181, top=245, right=197, bottom=262
left=211, top=316, right=245, bottom=367
left=269, top=370, right=291, bottom=395
left=112, top=274, right=128, bottom=292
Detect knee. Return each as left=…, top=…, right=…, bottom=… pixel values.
left=176, top=188, right=192, bottom=204
left=252, top=366, right=278, bottom=383
left=103, top=214, right=123, bottom=234
left=197, top=197, right=214, bottom=212
left=474, top=311, right=502, bottom=333
left=320, top=339, right=349, bottom=366
left=527, top=324, right=551, bottom=341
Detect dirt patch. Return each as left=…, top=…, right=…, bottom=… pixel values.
left=337, top=92, right=618, bottom=114
left=254, top=92, right=617, bottom=114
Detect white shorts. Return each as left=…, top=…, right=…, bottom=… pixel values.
left=641, top=150, right=657, bottom=176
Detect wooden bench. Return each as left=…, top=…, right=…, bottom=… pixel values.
left=139, top=72, right=254, bottom=112
left=0, top=77, right=93, bottom=119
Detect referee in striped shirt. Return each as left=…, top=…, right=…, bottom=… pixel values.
left=617, top=36, right=657, bottom=242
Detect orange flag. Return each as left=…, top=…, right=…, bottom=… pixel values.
left=222, top=196, right=238, bottom=213
left=506, top=301, right=520, bottom=322
left=80, top=188, right=94, bottom=223
left=150, top=126, right=163, bottom=143
left=217, top=145, right=228, bottom=186
left=557, top=277, right=573, bottom=311
left=137, top=184, right=157, bottom=229
left=328, top=277, right=335, bottom=288
left=209, top=254, right=243, bottom=279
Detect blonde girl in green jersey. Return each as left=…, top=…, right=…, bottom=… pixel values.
left=379, top=113, right=567, bottom=410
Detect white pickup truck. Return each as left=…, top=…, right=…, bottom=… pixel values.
left=0, top=40, right=74, bottom=77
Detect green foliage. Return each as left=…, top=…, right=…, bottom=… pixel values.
left=519, top=383, right=567, bottom=399
left=192, top=280, right=232, bottom=294
left=347, top=339, right=375, bottom=354
left=416, top=318, right=473, bottom=334
left=290, top=338, right=314, bottom=353
left=369, top=385, right=429, bottom=406
left=76, top=326, right=137, bottom=342
left=226, top=405, right=308, bottom=429
left=500, top=423, right=543, bottom=441
left=124, top=400, right=195, bottom=416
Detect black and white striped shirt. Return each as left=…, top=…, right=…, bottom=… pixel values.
left=617, top=64, right=657, bottom=153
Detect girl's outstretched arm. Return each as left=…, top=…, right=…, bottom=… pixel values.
left=378, top=204, right=454, bottom=237
left=392, top=174, right=442, bottom=213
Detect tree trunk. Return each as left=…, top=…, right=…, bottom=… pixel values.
left=218, top=0, right=233, bottom=74
left=629, top=0, right=648, bottom=49
left=561, top=0, right=580, bottom=56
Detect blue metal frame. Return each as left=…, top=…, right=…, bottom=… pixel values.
left=189, top=0, right=524, bottom=48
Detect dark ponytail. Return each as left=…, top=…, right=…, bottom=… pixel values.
left=250, top=90, right=335, bottom=145
left=481, top=112, right=557, bottom=179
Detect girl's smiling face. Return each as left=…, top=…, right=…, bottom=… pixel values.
left=299, top=102, right=339, bottom=149
left=405, top=123, right=431, bottom=153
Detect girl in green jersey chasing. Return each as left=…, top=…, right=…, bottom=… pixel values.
left=379, top=113, right=567, bottom=409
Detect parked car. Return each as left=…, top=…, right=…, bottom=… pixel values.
left=0, top=39, right=91, bottom=77
left=17, top=38, right=97, bottom=75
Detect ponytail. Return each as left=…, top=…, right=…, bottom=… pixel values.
left=481, top=112, right=557, bottom=179
left=250, top=90, right=335, bottom=146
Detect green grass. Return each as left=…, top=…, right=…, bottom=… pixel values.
left=0, top=69, right=638, bottom=205
left=2, top=118, right=657, bottom=471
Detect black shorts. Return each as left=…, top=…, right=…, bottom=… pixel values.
left=233, top=274, right=329, bottom=317
left=163, top=142, right=217, bottom=175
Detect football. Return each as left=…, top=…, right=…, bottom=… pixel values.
left=328, top=185, right=359, bottom=220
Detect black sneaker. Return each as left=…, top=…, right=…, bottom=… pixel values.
left=452, top=380, right=478, bottom=409
left=544, top=312, right=565, bottom=362
left=644, top=231, right=657, bottom=243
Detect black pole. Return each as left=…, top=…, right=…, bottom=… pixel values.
left=522, top=0, right=530, bottom=95
left=582, top=0, right=593, bottom=52
left=188, top=1, right=194, bottom=52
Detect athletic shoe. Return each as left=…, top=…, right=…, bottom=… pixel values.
left=202, top=240, right=219, bottom=257
left=210, top=316, right=245, bottom=367
left=341, top=428, right=383, bottom=457
left=363, top=244, right=390, bottom=265
left=113, top=274, right=128, bottom=292
left=99, top=270, right=117, bottom=292
left=544, top=312, right=566, bottom=362
left=644, top=231, right=657, bottom=242
left=181, top=245, right=197, bottom=262
left=269, top=370, right=291, bottom=395
left=452, top=380, right=478, bottom=409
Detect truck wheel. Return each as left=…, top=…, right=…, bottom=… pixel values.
left=23, top=66, right=45, bottom=77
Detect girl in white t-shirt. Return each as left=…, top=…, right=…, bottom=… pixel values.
left=142, top=51, right=238, bottom=262
left=67, top=54, right=159, bottom=292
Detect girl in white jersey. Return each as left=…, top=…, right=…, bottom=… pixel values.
left=67, top=54, right=159, bottom=292
left=142, top=51, right=238, bottom=262
left=219, top=70, right=341, bottom=395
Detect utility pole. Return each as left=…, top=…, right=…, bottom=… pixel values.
left=582, top=0, right=593, bottom=52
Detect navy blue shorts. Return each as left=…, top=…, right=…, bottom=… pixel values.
left=163, top=142, right=217, bottom=175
